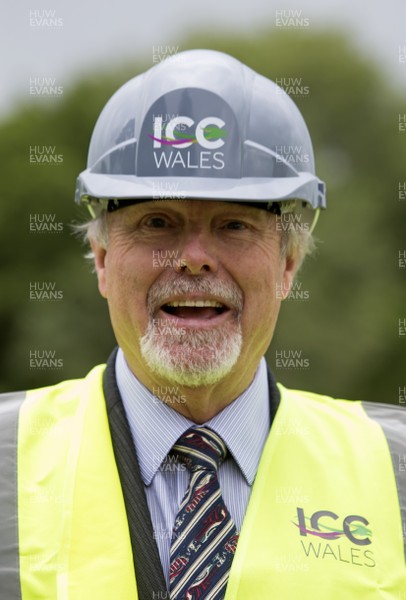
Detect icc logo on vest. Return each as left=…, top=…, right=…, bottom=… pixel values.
left=293, top=507, right=376, bottom=568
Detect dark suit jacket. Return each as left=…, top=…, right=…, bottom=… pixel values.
left=103, top=348, right=281, bottom=600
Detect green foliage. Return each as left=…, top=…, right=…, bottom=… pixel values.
left=0, top=29, right=404, bottom=402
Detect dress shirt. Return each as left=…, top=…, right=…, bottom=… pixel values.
left=115, top=347, right=270, bottom=587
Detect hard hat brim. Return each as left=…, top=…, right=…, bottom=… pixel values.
left=76, top=171, right=326, bottom=213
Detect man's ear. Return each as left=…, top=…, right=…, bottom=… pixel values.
left=90, top=239, right=108, bottom=299
left=279, top=255, right=299, bottom=300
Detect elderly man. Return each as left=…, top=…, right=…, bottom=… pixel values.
left=0, top=50, right=405, bottom=600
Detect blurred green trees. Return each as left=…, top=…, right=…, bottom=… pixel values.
left=1, top=29, right=404, bottom=403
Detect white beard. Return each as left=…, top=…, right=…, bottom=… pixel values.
left=140, top=320, right=242, bottom=388
left=139, top=277, right=243, bottom=388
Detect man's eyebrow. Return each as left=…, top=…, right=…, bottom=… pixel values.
left=115, top=201, right=276, bottom=223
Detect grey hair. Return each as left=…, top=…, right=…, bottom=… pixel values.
left=75, top=202, right=316, bottom=271
left=73, top=211, right=109, bottom=267
left=277, top=202, right=317, bottom=271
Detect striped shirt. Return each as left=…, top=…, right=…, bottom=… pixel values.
left=116, top=348, right=270, bottom=587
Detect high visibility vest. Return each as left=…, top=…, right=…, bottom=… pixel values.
left=0, top=364, right=405, bottom=599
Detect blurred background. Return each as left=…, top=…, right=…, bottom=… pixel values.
left=0, top=0, right=405, bottom=404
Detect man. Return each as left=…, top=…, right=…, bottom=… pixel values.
left=0, top=50, right=405, bottom=599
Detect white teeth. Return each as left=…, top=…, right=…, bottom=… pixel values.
left=165, top=300, right=224, bottom=308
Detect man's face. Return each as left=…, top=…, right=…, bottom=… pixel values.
left=91, top=200, right=297, bottom=389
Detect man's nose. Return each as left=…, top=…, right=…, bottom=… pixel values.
left=175, top=230, right=218, bottom=275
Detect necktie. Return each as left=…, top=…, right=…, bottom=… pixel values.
left=169, top=427, right=239, bottom=600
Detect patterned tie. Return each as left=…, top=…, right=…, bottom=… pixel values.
left=169, top=427, right=239, bottom=600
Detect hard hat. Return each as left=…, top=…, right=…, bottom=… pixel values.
left=75, top=49, right=326, bottom=225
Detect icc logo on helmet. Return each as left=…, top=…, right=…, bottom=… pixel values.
left=151, top=116, right=226, bottom=150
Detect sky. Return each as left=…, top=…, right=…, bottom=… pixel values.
left=1, top=0, right=405, bottom=117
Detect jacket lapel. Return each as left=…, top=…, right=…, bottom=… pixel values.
left=103, top=349, right=168, bottom=599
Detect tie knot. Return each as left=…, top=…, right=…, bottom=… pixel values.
left=172, top=427, right=227, bottom=472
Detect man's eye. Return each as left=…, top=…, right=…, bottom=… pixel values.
left=224, top=221, right=247, bottom=230
left=144, top=216, right=170, bottom=228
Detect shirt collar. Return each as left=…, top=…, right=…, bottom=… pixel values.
left=115, top=348, right=270, bottom=487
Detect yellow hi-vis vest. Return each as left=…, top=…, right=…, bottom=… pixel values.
left=0, top=364, right=405, bottom=599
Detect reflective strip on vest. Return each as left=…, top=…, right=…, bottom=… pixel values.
left=362, top=401, right=406, bottom=561
left=0, top=392, right=25, bottom=600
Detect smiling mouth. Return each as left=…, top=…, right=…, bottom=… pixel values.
left=160, top=299, right=230, bottom=320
